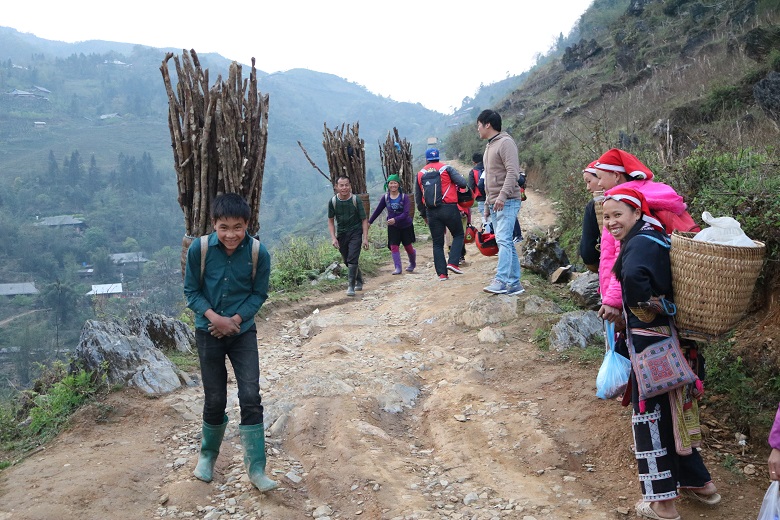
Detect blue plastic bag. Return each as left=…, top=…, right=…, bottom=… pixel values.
left=596, top=321, right=631, bottom=399
left=757, top=481, right=780, bottom=520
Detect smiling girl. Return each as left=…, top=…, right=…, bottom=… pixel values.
left=593, top=149, right=689, bottom=330
left=603, top=186, right=720, bottom=520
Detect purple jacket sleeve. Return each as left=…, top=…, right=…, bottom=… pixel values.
left=770, top=403, right=780, bottom=449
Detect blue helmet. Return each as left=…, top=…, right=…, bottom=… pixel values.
left=425, top=148, right=440, bottom=161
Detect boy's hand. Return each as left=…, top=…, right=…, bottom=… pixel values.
left=331, top=237, right=339, bottom=248
left=208, top=315, right=240, bottom=338
left=362, top=237, right=369, bottom=250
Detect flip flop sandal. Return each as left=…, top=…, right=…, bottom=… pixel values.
left=635, top=500, right=681, bottom=520
left=679, top=488, right=722, bottom=505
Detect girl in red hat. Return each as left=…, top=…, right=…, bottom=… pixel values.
left=593, top=149, right=690, bottom=329
left=579, top=160, right=602, bottom=272
left=603, top=187, right=720, bottom=520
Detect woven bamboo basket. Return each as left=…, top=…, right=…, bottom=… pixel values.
left=358, top=193, right=371, bottom=219
left=593, top=191, right=604, bottom=229
left=670, top=231, right=765, bottom=338
left=180, top=235, right=196, bottom=279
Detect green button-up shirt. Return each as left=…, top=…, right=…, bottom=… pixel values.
left=184, top=232, right=270, bottom=334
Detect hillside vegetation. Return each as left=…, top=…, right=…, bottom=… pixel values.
left=448, top=0, right=780, bottom=436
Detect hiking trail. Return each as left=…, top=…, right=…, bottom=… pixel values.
left=0, top=181, right=766, bottom=520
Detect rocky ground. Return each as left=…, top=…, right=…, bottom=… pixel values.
left=0, top=186, right=772, bottom=520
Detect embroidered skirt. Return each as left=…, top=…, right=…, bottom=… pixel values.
left=630, top=327, right=712, bottom=502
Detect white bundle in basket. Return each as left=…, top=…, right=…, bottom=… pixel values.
left=693, top=211, right=756, bottom=247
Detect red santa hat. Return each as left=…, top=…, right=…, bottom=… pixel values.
left=603, top=186, right=664, bottom=232
left=595, top=149, right=654, bottom=180
left=582, top=160, right=599, bottom=177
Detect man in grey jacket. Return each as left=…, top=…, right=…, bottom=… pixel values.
left=477, top=109, right=524, bottom=295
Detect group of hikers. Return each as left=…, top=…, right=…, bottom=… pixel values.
left=180, top=108, right=529, bottom=496
left=330, top=109, right=527, bottom=295
left=180, top=108, right=775, bottom=520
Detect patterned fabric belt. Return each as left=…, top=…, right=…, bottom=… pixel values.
left=630, top=326, right=672, bottom=338
left=636, top=448, right=668, bottom=459
left=639, top=470, right=673, bottom=481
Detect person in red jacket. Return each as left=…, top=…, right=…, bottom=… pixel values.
left=415, top=148, right=469, bottom=281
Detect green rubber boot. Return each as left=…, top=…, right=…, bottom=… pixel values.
left=193, top=415, right=228, bottom=482
left=239, top=423, right=278, bottom=492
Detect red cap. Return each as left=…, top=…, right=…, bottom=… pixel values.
left=582, top=160, right=599, bottom=177
left=603, top=186, right=664, bottom=232
left=595, top=149, right=654, bottom=180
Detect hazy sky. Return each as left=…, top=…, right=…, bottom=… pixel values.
left=3, top=0, right=593, bottom=113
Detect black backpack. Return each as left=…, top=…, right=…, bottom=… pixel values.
left=419, top=167, right=451, bottom=209
left=470, top=167, right=485, bottom=201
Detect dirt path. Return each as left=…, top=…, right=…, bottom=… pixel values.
left=0, top=310, right=46, bottom=328
left=0, top=188, right=768, bottom=520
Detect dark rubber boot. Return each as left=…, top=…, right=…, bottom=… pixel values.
left=391, top=251, right=402, bottom=275
left=193, top=415, right=228, bottom=482
left=239, top=424, right=278, bottom=492
left=346, top=264, right=357, bottom=296
left=355, top=266, right=364, bottom=291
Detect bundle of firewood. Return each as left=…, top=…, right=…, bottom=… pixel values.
left=160, top=49, right=269, bottom=274
left=322, top=122, right=366, bottom=192
left=297, top=123, right=366, bottom=190
left=379, top=127, right=414, bottom=196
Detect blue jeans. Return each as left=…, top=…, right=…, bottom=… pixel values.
left=427, top=203, right=464, bottom=276
left=196, top=326, right=263, bottom=426
left=490, top=198, right=521, bottom=285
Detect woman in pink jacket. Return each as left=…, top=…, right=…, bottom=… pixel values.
left=594, top=149, right=689, bottom=327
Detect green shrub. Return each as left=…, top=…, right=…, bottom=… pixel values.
left=769, top=49, right=780, bottom=72
left=669, top=147, right=780, bottom=260
left=27, top=366, right=103, bottom=439
left=270, top=235, right=341, bottom=291
left=0, top=403, right=21, bottom=446
left=702, top=85, right=744, bottom=120
left=166, top=351, right=199, bottom=373
left=703, top=336, right=780, bottom=436
left=533, top=328, right=550, bottom=351
left=573, top=344, right=605, bottom=365
left=269, top=225, right=391, bottom=293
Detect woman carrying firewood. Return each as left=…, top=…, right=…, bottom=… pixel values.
left=368, top=174, right=416, bottom=274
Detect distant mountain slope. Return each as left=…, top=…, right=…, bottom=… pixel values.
left=0, top=26, right=454, bottom=246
